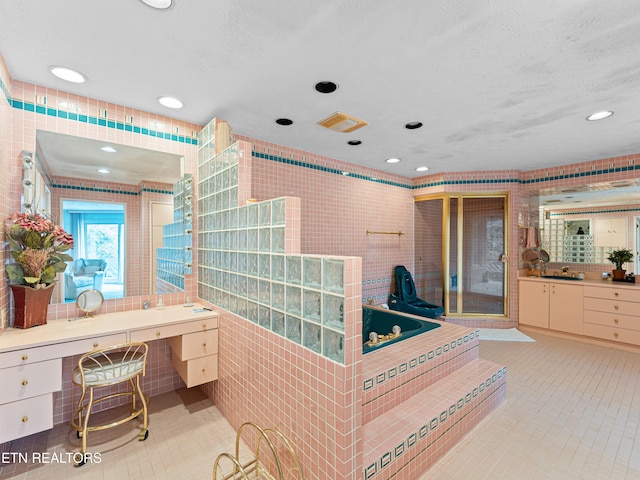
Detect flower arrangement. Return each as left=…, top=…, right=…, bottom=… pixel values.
left=5, top=211, right=74, bottom=287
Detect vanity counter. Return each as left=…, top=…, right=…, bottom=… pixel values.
left=0, top=304, right=218, bottom=353
left=519, top=276, right=640, bottom=348
left=0, top=304, right=219, bottom=444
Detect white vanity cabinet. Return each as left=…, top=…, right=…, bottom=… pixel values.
left=0, top=358, right=60, bottom=443
left=0, top=305, right=219, bottom=443
left=583, top=285, right=640, bottom=345
left=519, top=281, right=550, bottom=329
left=519, top=279, right=583, bottom=334
left=167, top=323, right=219, bottom=388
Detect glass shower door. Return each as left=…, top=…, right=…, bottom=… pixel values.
left=458, top=196, right=506, bottom=315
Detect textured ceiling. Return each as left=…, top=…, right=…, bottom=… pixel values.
left=2, top=0, right=640, bottom=180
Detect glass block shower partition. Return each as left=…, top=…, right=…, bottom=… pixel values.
left=196, top=129, right=352, bottom=364
left=156, top=174, right=194, bottom=291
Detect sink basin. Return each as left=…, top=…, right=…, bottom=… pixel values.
left=541, top=275, right=582, bottom=281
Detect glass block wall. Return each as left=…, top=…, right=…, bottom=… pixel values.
left=196, top=130, right=350, bottom=363
left=156, top=174, right=193, bottom=291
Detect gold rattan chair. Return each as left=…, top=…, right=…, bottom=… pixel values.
left=70, top=342, right=149, bottom=466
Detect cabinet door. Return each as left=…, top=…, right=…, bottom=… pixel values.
left=549, top=283, right=583, bottom=335
left=610, top=218, right=627, bottom=249
left=519, top=281, right=550, bottom=328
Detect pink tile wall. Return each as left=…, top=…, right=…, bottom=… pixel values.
left=238, top=135, right=415, bottom=305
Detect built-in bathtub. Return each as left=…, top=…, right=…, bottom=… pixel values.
left=362, top=305, right=441, bottom=354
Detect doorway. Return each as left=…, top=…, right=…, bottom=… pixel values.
left=415, top=194, right=508, bottom=317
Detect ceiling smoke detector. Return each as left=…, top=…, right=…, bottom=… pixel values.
left=317, top=112, right=368, bottom=133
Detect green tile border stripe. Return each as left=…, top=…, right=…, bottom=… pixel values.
left=252, top=151, right=413, bottom=188
left=52, top=183, right=172, bottom=196
left=0, top=75, right=197, bottom=146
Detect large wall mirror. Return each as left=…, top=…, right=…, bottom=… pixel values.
left=32, top=130, right=185, bottom=304
left=537, top=179, right=640, bottom=271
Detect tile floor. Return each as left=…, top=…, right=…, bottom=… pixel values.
left=2, top=330, right=640, bottom=479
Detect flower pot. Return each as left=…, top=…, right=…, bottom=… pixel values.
left=612, top=269, right=626, bottom=281
left=9, top=283, right=55, bottom=329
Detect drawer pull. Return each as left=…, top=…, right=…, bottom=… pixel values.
left=21, top=379, right=28, bottom=386
left=614, top=292, right=619, bottom=297
left=21, top=416, right=28, bottom=423
left=614, top=319, right=619, bottom=324
left=202, top=323, right=207, bottom=330
left=156, top=331, right=161, bottom=337
left=202, top=342, right=207, bottom=348
left=614, top=305, right=619, bottom=310
left=614, top=332, right=619, bottom=339
left=22, top=355, right=28, bottom=361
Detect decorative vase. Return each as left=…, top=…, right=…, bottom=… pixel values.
left=9, top=283, right=55, bottom=329
left=612, top=269, right=626, bottom=281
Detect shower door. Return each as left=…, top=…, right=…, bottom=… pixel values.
left=415, top=194, right=507, bottom=317
left=453, top=196, right=506, bottom=315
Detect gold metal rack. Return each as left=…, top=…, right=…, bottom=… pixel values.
left=213, top=422, right=305, bottom=480
left=366, top=229, right=404, bottom=236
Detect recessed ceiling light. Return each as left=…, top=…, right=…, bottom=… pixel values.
left=97, top=169, right=111, bottom=174
left=386, top=158, right=401, bottom=164
left=315, top=81, right=338, bottom=94
left=49, top=66, right=87, bottom=84
left=275, top=118, right=293, bottom=126
left=100, top=146, right=117, bottom=153
left=405, top=122, right=423, bottom=130
left=140, top=0, right=173, bottom=9
left=416, top=166, right=429, bottom=172
left=586, top=111, right=613, bottom=121
left=158, top=96, right=183, bottom=109
left=347, top=140, right=362, bottom=146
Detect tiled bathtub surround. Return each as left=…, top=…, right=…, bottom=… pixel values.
left=362, top=321, right=506, bottom=479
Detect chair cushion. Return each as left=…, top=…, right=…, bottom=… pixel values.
left=83, top=266, right=101, bottom=275
left=73, top=351, right=145, bottom=386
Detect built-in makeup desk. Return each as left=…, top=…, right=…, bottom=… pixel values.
left=0, top=304, right=219, bottom=443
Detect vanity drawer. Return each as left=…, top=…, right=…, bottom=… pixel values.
left=584, top=310, right=640, bottom=332
left=171, top=353, right=218, bottom=388
left=167, top=329, right=218, bottom=361
left=0, top=393, right=54, bottom=444
left=583, top=323, right=640, bottom=346
left=0, top=359, right=62, bottom=404
left=583, top=297, right=640, bottom=316
left=0, top=333, right=127, bottom=367
left=584, top=286, right=640, bottom=303
left=131, top=317, right=217, bottom=343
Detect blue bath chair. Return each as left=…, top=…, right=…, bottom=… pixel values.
left=388, top=266, right=444, bottom=319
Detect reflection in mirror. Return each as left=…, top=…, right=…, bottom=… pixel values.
left=62, top=200, right=124, bottom=302
left=33, top=130, right=183, bottom=305
left=522, top=248, right=539, bottom=266
left=537, top=180, right=640, bottom=267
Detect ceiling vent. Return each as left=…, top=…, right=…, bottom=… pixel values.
left=317, top=112, right=368, bottom=133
